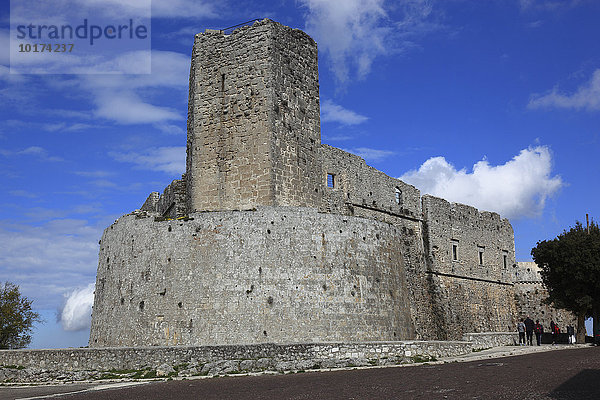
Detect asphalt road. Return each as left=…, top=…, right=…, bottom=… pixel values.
left=3, top=346, right=599, bottom=400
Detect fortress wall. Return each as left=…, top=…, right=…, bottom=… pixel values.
left=90, top=207, right=416, bottom=347
left=421, top=195, right=517, bottom=339
left=513, top=262, right=576, bottom=330
left=319, top=145, right=420, bottom=219
left=422, top=195, right=514, bottom=283
left=140, top=192, right=160, bottom=213
left=318, top=144, right=440, bottom=339
left=156, top=178, right=187, bottom=218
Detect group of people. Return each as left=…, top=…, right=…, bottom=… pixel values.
left=517, top=317, right=575, bottom=346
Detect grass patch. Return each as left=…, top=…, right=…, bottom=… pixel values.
left=3, top=365, right=25, bottom=370
left=141, top=370, right=157, bottom=379
left=173, top=363, right=189, bottom=372
left=97, top=373, right=120, bottom=380
left=108, top=368, right=138, bottom=374
left=411, top=355, right=437, bottom=363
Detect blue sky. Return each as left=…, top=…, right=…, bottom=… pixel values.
left=1, top=0, right=599, bottom=348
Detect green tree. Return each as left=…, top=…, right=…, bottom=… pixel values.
left=531, top=221, right=600, bottom=344
left=0, top=282, right=42, bottom=349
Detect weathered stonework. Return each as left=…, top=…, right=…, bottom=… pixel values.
left=90, top=208, right=414, bottom=346
left=185, top=20, right=321, bottom=212
left=513, top=262, right=576, bottom=330
left=421, top=195, right=517, bottom=339
left=0, top=333, right=517, bottom=383
left=89, top=19, right=562, bottom=348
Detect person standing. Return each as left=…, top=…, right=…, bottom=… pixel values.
left=517, top=319, right=526, bottom=346
left=534, top=320, right=544, bottom=346
left=567, top=325, right=575, bottom=344
left=524, top=316, right=535, bottom=346
left=551, top=321, right=560, bottom=345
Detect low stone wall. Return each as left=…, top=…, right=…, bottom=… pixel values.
left=462, top=332, right=518, bottom=348
left=0, top=334, right=516, bottom=383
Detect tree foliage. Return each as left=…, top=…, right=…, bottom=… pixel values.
left=0, top=282, right=42, bottom=349
left=531, top=221, right=600, bottom=340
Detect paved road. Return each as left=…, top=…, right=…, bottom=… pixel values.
left=3, top=346, right=599, bottom=400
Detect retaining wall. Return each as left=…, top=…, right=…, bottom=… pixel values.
left=0, top=334, right=516, bottom=382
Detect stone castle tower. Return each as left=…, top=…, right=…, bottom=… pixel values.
left=186, top=21, right=322, bottom=212
left=89, top=20, right=559, bottom=348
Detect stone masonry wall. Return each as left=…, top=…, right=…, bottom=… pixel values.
left=185, top=19, right=322, bottom=212
left=513, top=262, right=576, bottom=331
left=0, top=335, right=516, bottom=382
left=319, top=145, right=420, bottom=219
left=421, top=195, right=517, bottom=339
left=156, top=178, right=187, bottom=218
left=185, top=22, right=274, bottom=211
left=318, top=145, right=437, bottom=339
left=269, top=21, right=322, bottom=208
left=139, top=178, right=187, bottom=218
left=90, top=208, right=415, bottom=347
left=140, top=192, right=159, bottom=212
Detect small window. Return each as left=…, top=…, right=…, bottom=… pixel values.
left=452, top=242, right=458, bottom=261
left=327, top=173, right=335, bottom=188
left=395, top=187, right=402, bottom=204
left=478, top=246, right=485, bottom=265
left=502, top=251, right=508, bottom=268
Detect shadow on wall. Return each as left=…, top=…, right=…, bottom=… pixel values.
left=549, top=369, right=600, bottom=399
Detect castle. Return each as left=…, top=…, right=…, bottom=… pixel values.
left=89, top=19, right=572, bottom=347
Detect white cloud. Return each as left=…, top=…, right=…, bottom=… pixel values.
left=0, top=146, right=63, bottom=162
left=93, top=92, right=182, bottom=124
left=156, top=123, right=186, bottom=135
left=0, top=29, right=9, bottom=65
left=8, top=190, right=37, bottom=198
left=324, top=134, right=354, bottom=141
left=43, top=122, right=95, bottom=132
left=343, top=147, right=395, bottom=162
left=400, top=146, right=563, bottom=219
left=152, top=0, right=219, bottom=19
left=0, top=218, right=101, bottom=309
left=110, top=146, right=186, bottom=175
left=60, top=50, right=190, bottom=125
left=0, top=66, right=26, bottom=83
left=519, top=0, right=583, bottom=11
left=300, top=0, right=440, bottom=83
left=59, top=283, right=95, bottom=332
left=528, top=69, right=600, bottom=111
left=321, top=100, right=368, bottom=125
left=74, top=170, right=114, bottom=178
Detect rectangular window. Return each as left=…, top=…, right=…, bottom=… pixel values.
left=478, top=246, right=485, bottom=265
left=452, top=242, right=458, bottom=261
left=502, top=251, right=508, bottom=268
left=327, top=173, right=335, bottom=188
left=395, top=187, right=402, bottom=205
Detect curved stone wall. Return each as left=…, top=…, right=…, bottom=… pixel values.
left=90, top=207, right=415, bottom=347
